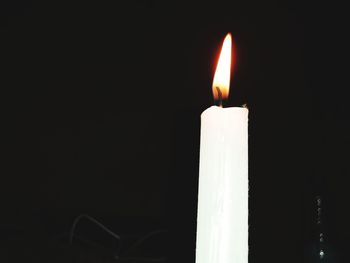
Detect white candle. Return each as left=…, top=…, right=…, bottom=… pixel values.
left=195, top=34, right=249, bottom=263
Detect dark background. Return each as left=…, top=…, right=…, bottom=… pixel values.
left=1, top=1, right=349, bottom=262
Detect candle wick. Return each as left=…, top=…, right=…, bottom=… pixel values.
left=215, top=87, right=223, bottom=107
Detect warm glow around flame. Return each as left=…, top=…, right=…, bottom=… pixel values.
left=212, top=33, right=232, bottom=101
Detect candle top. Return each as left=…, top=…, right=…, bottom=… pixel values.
left=201, top=105, right=249, bottom=119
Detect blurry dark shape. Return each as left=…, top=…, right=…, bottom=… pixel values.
left=68, top=215, right=168, bottom=262
left=70, top=214, right=121, bottom=257
left=123, top=229, right=168, bottom=256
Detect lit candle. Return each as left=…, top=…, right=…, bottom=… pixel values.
left=195, top=34, right=249, bottom=263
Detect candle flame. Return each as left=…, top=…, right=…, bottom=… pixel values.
left=212, top=33, right=232, bottom=101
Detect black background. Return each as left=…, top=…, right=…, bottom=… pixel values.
left=1, top=1, right=349, bottom=262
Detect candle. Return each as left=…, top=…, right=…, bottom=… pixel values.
left=195, top=34, right=249, bottom=263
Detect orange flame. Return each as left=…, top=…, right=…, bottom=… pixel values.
left=212, top=33, right=232, bottom=101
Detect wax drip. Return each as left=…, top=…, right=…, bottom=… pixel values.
left=316, top=196, right=325, bottom=260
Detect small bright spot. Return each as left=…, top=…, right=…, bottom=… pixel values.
left=320, top=250, right=325, bottom=259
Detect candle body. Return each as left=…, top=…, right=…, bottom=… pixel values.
left=196, top=106, right=248, bottom=263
